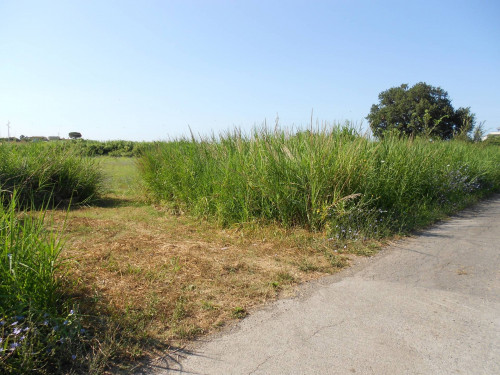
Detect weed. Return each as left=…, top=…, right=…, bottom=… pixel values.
left=172, top=325, right=203, bottom=340
left=231, top=307, right=247, bottom=319
left=201, top=301, right=218, bottom=311
left=324, top=253, right=350, bottom=268
left=276, top=272, right=295, bottom=283
left=170, top=256, right=182, bottom=273
left=125, top=263, right=142, bottom=275
left=298, top=260, right=322, bottom=272
left=171, top=297, right=187, bottom=324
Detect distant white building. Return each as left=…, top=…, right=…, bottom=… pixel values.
left=482, top=128, right=500, bottom=141
left=29, top=136, right=49, bottom=142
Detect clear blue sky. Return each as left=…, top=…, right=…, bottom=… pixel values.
left=1, top=0, right=499, bottom=141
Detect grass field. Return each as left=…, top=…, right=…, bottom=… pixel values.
left=59, top=130, right=500, bottom=372
left=2, top=131, right=499, bottom=373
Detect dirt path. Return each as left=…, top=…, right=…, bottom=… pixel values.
left=140, top=195, right=500, bottom=375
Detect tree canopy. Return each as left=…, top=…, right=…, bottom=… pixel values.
left=366, top=82, right=475, bottom=140
left=68, top=132, right=82, bottom=139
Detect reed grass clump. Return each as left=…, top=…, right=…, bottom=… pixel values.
left=0, top=194, right=84, bottom=374
left=0, top=142, right=103, bottom=207
left=139, top=124, right=500, bottom=238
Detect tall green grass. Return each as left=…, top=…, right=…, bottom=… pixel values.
left=139, top=125, right=500, bottom=237
left=0, top=142, right=103, bottom=207
left=0, top=194, right=83, bottom=374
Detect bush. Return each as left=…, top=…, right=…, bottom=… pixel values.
left=0, top=143, right=103, bottom=207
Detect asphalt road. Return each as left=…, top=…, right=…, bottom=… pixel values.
left=141, top=196, right=500, bottom=375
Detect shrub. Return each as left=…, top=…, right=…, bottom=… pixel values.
left=0, top=143, right=103, bottom=207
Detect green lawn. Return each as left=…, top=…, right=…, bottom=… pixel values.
left=98, top=157, right=142, bottom=198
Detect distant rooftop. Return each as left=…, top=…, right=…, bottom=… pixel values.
left=482, top=128, right=500, bottom=141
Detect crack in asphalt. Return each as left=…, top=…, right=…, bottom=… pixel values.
left=247, top=319, right=348, bottom=374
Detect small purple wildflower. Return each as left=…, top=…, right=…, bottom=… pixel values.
left=13, top=327, right=22, bottom=335
left=72, top=354, right=77, bottom=360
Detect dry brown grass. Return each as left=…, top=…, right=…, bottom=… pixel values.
left=51, top=200, right=349, bottom=352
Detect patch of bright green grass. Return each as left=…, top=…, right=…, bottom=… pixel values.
left=98, top=157, right=141, bottom=198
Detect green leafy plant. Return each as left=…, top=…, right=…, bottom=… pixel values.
left=0, top=193, right=84, bottom=374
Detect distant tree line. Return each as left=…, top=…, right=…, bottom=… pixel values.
left=54, top=139, right=152, bottom=157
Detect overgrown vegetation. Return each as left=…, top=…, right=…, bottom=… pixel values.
left=0, top=143, right=103, bottom=207
left=4, top=139, right=152, bottom=157
left=23, top=139, right=152, bottom=157
left=0, top=195, right=83, bottom=374
left=60, top=140, right=151, bottom=157
left=139, top=125, right=500, bottom=238
left=1, top=124, right=499, bottom=373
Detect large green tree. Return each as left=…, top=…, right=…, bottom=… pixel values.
left=367, top=82, right=475, bottom=139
